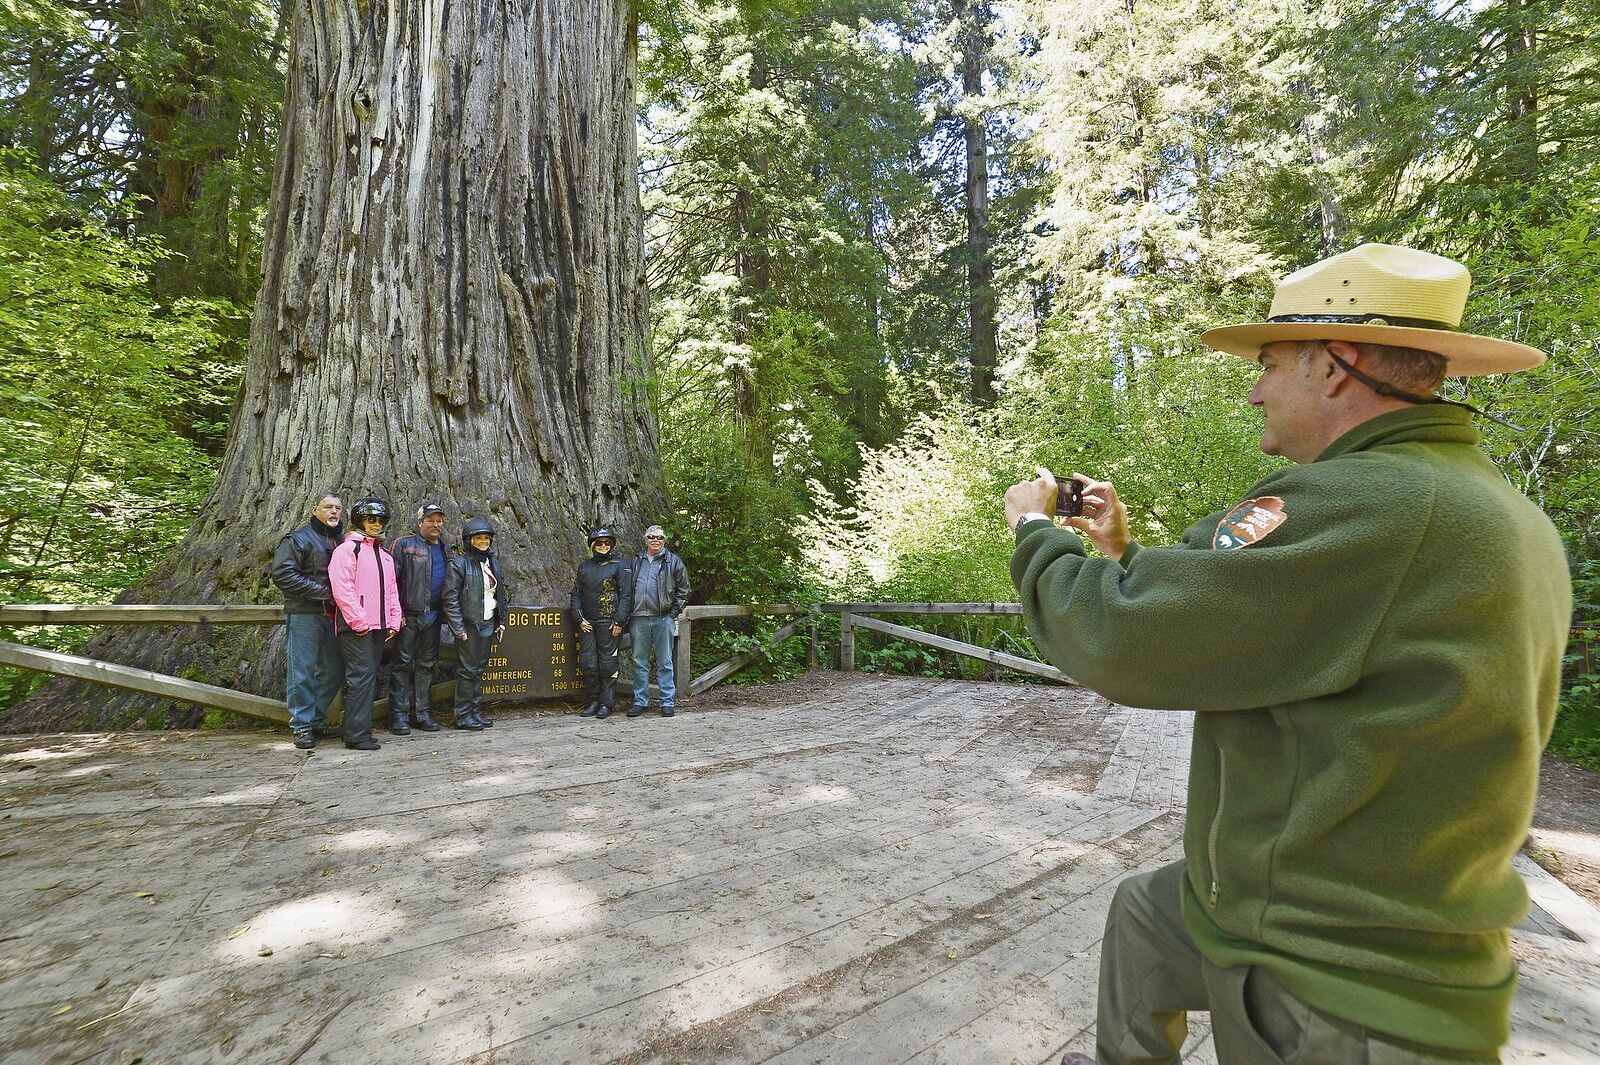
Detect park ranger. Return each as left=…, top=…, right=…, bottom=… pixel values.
left=1008, top=245, right=1572, bottom=1064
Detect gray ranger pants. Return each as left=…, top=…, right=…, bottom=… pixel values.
left=1095, top=860, right=1499, bottom=1064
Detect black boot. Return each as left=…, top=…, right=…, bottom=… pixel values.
left=595, top=704, right=612, bottom=719
left=414, top=708, right=441, bottom=732
left=477, top=712, right=494, bottom=727
left=390, top=710, right=411, bottom=736
left=454, top=712, right=484, bottom=731
left=579, top=703, right=600, bottom=717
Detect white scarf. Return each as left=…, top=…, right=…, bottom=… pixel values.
left=480, top=561, right=497, bottom=621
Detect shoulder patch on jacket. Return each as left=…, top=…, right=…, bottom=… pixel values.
left=1214, top=497, right=1287, bottom=550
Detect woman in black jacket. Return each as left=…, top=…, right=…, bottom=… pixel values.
left=568, top=526, right=633, bottom=719
left=442, top=517, right=508, bottom=730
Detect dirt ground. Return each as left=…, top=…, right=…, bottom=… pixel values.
left=1530, top=755, right=1600, bottom=909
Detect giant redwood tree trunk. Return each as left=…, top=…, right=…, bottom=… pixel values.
left=16, top=0, right=659, bottom=730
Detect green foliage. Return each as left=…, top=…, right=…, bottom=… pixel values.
left=0, top=157, right=231, bottom=707
left=0, top=0, right=285, bottom=303
left=860, top=637, right=941, bottom=676
left=1551, top=559, right=1600, bottom=769
left=641, top=0, right=939, bottom=603
left=792, top=345, right=1282, bottom=678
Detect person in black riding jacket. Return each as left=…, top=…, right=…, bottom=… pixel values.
left=443, top=517, right=508, bottom=731
left=569, top=527, right=633, bottom=719
left=269, top=491, right=345, bottom=749
left=388, top=503, right=452, bottom=734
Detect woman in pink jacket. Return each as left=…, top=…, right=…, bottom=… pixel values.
left=328, top=499, right=405, bottom=750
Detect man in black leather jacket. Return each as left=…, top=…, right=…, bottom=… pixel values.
left=268, top=491, right=345, bottom=749
left=569, top=527, right=633, bottom=719
left=388, top=503, right=452, bottom=734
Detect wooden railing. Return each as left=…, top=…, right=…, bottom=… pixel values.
left=675, top=604, right=814, bottom=698
left=821, top=602, right=1071, bottom=684
left=0, top=604, right=292, bottom=723
left=0, top=600, right=1069, bottom=723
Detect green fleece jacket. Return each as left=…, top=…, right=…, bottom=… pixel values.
left=1012, top=405, right=1571, bottom=1052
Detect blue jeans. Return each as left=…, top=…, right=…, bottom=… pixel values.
left=286, top=611, right=343, bottom=734
left=630, top=615, right=676, bottom=709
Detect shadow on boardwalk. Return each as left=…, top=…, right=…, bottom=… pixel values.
left=2, top=673, right=1597, bottom=1063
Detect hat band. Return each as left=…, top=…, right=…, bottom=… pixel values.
left=1268, top=312, right=1458, bottom=332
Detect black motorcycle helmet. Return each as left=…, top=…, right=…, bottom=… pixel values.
left=587, top=526, right=615, bottom=554
left=350, top=499, right=390, bottom=531
left=462, top=517, right=495, bottom=552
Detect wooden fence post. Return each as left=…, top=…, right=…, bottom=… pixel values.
left=839, top=611, right=854, bottom=671
left=806, top=608, right=819, bottom=671
left=675, top=617, right=692, bottom=695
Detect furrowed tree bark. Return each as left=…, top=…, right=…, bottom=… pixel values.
left=14, top=0, right=659, bottom=731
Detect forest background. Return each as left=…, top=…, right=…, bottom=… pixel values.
left=0, top=0, right=1595, bottom=761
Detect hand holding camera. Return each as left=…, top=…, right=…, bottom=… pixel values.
left=1051, top=473, right=1086, bottom=518
left=1004, top=466, right=1131, bottom=563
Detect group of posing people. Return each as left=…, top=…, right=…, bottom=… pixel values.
left=268, top=500, right=689, bottom=751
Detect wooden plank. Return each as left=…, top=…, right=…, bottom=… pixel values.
left=681, top=604, right=807, bottom=620
left=0, top=640, right=288, bottom=723
left=840, top=611, right=855, bottom=671
left=2, top=676, right=1596, bottom=1065
left=1516, top=853, right=1600, bottom=946
left=819, top=602, right=1024, bottom=616
left=686, top=616, right=807, bottom=697
left=0, top=604, right=285, bottom=625
left=849, top=613, right=1072, bottom=684
left=676, top=617, right=692, bottom=694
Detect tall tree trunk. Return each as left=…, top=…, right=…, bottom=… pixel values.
left=957, top=0, right=997, bottom=407
left=15, top=0, right=658, bottom=731
left=1500, top=0, right=1539, bottom=185
left=733, top=49, right=774, bottom=471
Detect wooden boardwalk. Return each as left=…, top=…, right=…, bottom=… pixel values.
left=2, top=673, right=1597, bottom=1064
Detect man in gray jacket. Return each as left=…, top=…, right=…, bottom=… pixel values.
left=628, top=525, right=690, bottom=717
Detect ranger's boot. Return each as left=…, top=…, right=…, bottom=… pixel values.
left=390, top=709, right=411, bottom=736
left=413, top=706, right=441, bottom=732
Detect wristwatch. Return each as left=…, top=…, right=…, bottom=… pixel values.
left=1014, top=512, right=1052, bottom=535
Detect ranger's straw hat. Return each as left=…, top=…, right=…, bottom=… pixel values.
left=1200, top=243, right=1545, bottom=376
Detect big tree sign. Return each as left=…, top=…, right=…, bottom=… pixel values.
left=21, top=0, right=660, bottom=728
